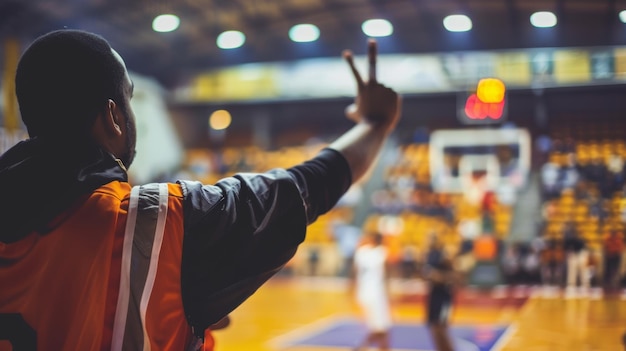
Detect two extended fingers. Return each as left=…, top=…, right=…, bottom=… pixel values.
left=343, top=39, right=378, bottom=88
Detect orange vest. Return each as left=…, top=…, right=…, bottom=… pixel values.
left=0, top=181, right=199, bottom=350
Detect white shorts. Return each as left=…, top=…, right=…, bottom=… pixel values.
left=357, top=295, right=392, bottom=332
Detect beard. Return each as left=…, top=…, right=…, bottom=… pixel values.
left=118, top=104, right=137, bottom=169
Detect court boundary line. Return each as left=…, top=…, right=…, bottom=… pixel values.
left=491, top=323, right=518, bottom=351
left=491, top=294, right=536, bottom=350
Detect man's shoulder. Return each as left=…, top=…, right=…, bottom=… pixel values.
left=92, top=181, right=132, bottom=201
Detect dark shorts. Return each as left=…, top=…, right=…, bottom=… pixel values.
left=427, top=284, right=453, bottom=325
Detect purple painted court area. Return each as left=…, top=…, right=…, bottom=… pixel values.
left=285, top=319, right=509, bottom=351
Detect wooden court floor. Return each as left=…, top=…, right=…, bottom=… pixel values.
left=213, top=277, right=626, bottom=351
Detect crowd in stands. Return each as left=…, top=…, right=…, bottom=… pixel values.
left=535, top=124, right=626, bottom=297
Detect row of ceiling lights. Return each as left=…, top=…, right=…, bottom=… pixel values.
left=152, top=10, right=626, bottom=50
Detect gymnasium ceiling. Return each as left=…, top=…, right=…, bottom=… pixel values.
left=3, top=0, right=626, bottom=89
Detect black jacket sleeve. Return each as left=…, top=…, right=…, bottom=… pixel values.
left=178, top=148, right=351, bottom=334
left=288, top=148, right=353, bottom=224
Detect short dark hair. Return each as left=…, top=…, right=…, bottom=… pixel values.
left=372, top=232, right=384, bottom=246
left=15, top=29, right=126, bottom=139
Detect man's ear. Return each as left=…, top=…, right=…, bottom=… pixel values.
left=106, top=99, right=123, bottom=136
left=91, top=99, right=123, bottom=152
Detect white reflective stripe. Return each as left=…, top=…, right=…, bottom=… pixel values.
left=139, top=183, right=169, bottom=351
left=111, top=185, right=140, bottom=351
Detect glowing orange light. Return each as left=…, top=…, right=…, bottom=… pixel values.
left=477, top=78, right=506, bottom=103
left=465, top=94, right=504, bottom=120
left=209, top=109, right=232, bottom=130
left=487, top=99, right=505, bottom=119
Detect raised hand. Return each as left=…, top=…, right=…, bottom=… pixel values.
left=343, top=39, right=401, bottom=134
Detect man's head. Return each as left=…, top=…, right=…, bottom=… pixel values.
left=366, top=232, right=384, bottom=247
left=15, top=29, right=136, bottom=168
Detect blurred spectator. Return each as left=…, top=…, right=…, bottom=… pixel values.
left=619, top=190, right=626, bottom=224
left=370, top=188, right=405, bottom=215
left=386, top=168, right=415, bottom=201
left=419, top=192, right=455, bottom=222
left=574, top=180, right=591, bottom=201
left=607, top=153, right=624, bottom=179
left=540, top=238, right=565, bottom=287
left=587, top=249, right=601, bottom=291
left=534, top=135, right=552, bottom=165
left=436, top=193, right=455, bottom=224
left=541, top=153, right=561, bottom=199
left=531, top=234, right=547, bottom=254
left=521, top=243, right=541, bottom=285
left=330, top=209, right=362, bottom=277
left=540, top=200, right=557, bottom=225
left=603, top=230, right=625, bottom=293
left=558, top=152, right=580, bottom=191
left=602, top=153, right=625, bottom=198
left=563, top=223, right=590, bottom=297
left=580, top=154, right=607, bottom=184
left=307, top=246, right=321, bottom=276
left=501, top=244, right=521, bottom=285
left=587, top=192, right=609, bottom=224
left=408, top=185, right=428, bottom=212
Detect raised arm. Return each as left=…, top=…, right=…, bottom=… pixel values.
left=328, top=39, right=402, bottom=182
left=178, top=39, right=402, bottom=333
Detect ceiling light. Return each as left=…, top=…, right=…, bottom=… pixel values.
left=217, top=31, right=246, bottom=49
left=620, top=10, right=626, bottom=23
left=209, top=110, right=232, bottom=130
left=361, top=19, right=393, bottom=37
left=289, top=24, right=320, bottom=42
left=443, top=15, right=472, bottom=32
left=152, top=14, right=180, bottom=33
left=530, top=11, right=557, bottom=28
